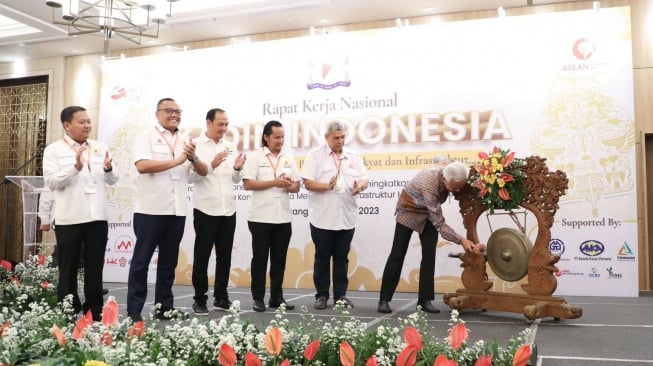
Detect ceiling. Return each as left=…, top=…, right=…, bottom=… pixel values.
left=0, top=0, right=589, bottom=62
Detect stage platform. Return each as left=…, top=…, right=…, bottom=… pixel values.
left=102, top=283, right=653, bottom=366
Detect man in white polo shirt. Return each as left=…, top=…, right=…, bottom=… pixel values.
left=43, top=105, right=118, bottom=321
left=241, top=120, right=300, bottom=312
left=189, top=108, right=246, bottom=315
left=127, top=97, right=207, bottom=322
left=302, top=120, right=368, bottom=310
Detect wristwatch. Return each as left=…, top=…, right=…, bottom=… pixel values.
left=188, top=155, right=198, bottom=163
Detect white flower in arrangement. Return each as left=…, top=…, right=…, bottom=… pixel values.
left=0, top=254, right=534, bottom=366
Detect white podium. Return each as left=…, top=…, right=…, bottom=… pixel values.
left=5, top=176, right=54, bottom=261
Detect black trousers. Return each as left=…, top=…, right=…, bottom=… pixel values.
left=379, top=221, right=438, bottom=302
left=54, top=221, right=108, bottom=320
left=127, top=213, right=185, bottom=317
left=247, top=221, right=291, bottom=301
left=310, top=224, right=355, bottom=300
left=192, top=209, right=236, bottom=303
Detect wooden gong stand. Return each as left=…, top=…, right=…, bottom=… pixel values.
left=443, top=156, right=583, bottom=321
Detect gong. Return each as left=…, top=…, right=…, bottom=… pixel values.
left=486, top=228, right=532, bottom=281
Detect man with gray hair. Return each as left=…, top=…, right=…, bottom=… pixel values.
left=302, top=120, right=369, bottom=310
left=378, top=159, right=485, bottom=314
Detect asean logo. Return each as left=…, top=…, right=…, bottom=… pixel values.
left=579, top=240, right=604, bottom=257
left=549, top=238, right=565, bottom=256
left=114, top=235, right=134, bottom=253
left=572, top=38, right=595, bottom=60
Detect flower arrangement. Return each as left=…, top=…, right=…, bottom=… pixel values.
left=1, top=255, right=533, bottom=365
left=468, top=147, right=527, bottom=214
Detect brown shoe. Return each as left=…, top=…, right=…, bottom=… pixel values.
left=314, top=296, right=327, bottom=310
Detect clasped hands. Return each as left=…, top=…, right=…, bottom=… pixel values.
left=274, top=173, right=295, bottom=190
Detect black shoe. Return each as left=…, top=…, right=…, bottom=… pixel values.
left=314, top=296, right=327, bottom=310
left=417, top=301, right=440, bottom=313
left=334, top=296, right=354, bottom=309
left=253, top=300, right=266, bottom=312
left=102, top=288, right=109, bottom=296
left=378, top=300, right=392, bottom=313
left=269, top=298, right=295, bottom=310
left=193, top=302, right=209, bottom=316
left=213, top=299, right=232, bottom=311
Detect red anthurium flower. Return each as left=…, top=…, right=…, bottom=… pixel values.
left=404, top=327, right=423, bottom=350
left=218, top=343, right=237, bottom=366
left=304, top=340, right=320, bottom=361
left=434, top=354, right=458, bottom=366
left=72, top=311, right=93, bottom=340
left=397, top=345, right=418, bottom=366
left=479, top=187, right=488, bottom=198
left=474, top=355, right=492, bottom=366
left=339, top=341, right=355, bottom=366
left=512, top=344, right=532, bottom=366
left=40, top=281, right=49, bottom=289
left=366, top=355, right=378, bottom=366
left=493, top=146, right=500, bottom=155
left=280, top=359, right=290, bottom=366
left=1, top=322, right=10, bottom=338
left=501, top=151, right=515, bottom=167
left=100, top=331, right=112, bottom=346
left=448, top=323, right=468, bottom=350
left=265, top=327, right=283, bottom=356
left=0, top=260, right=12, bottom=271
left=51, top=324, right=66, bottom=346
left=500, top=173, right=514, bottom=183
left=478, top=152, right=489, bottom=160
left=128, top=320, right=145, bottom=339
left=101, top=298, right=119, bottom=327
left=244, top=352, right=261, bottom=366
left=37, top=254, right=46, bottom=266
left=9, top=276, right=20, bottom=285
left=498, top=188, right=511, bottom=201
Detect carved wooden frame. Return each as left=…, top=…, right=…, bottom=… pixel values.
left=443, top=156, right=583, bottom=321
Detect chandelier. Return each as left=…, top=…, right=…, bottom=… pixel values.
left=45, top=0, right=180, bottom=54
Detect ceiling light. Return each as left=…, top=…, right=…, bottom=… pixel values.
left=46, top=0, right=180, bottom=54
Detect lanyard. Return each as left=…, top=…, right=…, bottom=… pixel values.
left=62, top=136, right=91, bottom=174
left=331, top=153, right=343, bottom=173
left=266, top=153, right=281, bottom=178
left=155, top=126, right=179, bottom=158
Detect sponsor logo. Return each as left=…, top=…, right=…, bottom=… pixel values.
left=111, top=86, right=126, bottom=100
left=555, top=268, right=584, bottom=277
left=606, top=266, right=623, bottom=279
left=119, top=257, right=128, bottom=267
left=588, top=267, right=601, bottom=278
left=114, top=235, right=134, bottom=253
left=617, top=241, right=636, bottom=261
left=105, top=257, right=119, bottom=266
left=579, top=240, right=604, bottom=256
left=549, top=238, right=565, bottom=256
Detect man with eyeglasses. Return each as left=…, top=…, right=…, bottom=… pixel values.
left=127, top=98, right=208, bottom=322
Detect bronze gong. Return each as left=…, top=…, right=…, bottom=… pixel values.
left=486, top=227, right=532, bottom=281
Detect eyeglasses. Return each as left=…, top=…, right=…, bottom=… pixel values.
left=157, top=108, right=183, bottom=115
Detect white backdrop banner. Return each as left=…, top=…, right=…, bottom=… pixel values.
left=98, top=6, right=637, bottom=296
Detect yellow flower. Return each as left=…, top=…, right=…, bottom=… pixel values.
left=85, top=361, right=109, bottom=366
